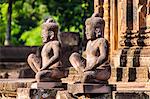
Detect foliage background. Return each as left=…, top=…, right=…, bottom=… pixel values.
left=0, top=0, right=93, bottom=46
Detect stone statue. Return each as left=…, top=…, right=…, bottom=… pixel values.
left=69, top=13, right=111, bottom=83
left=27, top=17, right=67, bottom=82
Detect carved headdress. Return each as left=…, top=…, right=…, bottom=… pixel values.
left=42, top=17, right=59, bottom=34
left=85, top=13, right=105, bottom=37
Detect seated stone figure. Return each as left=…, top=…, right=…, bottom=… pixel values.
left=69, top=13, right=111, bottom=83
left=27, top=17, right=67, bottom=82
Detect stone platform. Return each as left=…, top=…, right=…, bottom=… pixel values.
left=31, top=82, right=62, bottom=89
left=68, top=83, right=112, bottom=94
left=56, top=83, right=114, bottom=99
left=0, top=79, right=35, bottom=98
left=17, top=82, right=65, bottom=99
left=0, top=79, right=65, bottom=99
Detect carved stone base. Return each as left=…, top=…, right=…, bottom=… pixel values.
left=56, top=90, right=112, bottom=99
left=68, top=83, right=112, bottom=94
left=0, top=79, right=35, bottom=98
left=31, top=82, right=62, bottom=89
left=61, top=67, right=82, bottom=84
left=17, top=88, right=64, bottom=99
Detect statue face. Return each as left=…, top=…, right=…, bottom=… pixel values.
left=41, top=30, right=55, bottom=43
left=41, top=31, right=49, bottom=43
left=85, top=24, right=96, bottom=40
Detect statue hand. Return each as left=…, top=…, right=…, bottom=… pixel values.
left=84, top=66, right=93, bottom=72
left=40, top=67, right=46, bottom=71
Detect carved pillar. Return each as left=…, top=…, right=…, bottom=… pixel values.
left=146, top=0, right=150, bottom=28
left=133, top=0, right=139, bottom=31
left=118, top=0, right=127, bottom=48
left=103, top=0, right=110, bottom=41
left=110, top=0, right=118, bottom=63
left=94, top=0, right=104, bottom=17
left=94, top=0, right=110, bottom=41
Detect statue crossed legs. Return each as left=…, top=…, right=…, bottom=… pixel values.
left=69, top=13, right=111, bottom=83
left=27, top=18, right=67, bottom=82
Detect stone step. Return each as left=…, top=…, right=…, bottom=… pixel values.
left=110, top=82, right=150, bottom=91
left=0, top=79, right=36, bottom=92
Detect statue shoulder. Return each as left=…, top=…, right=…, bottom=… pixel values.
left=97, top=38, right=108, bottom=44
left=52, top=41, right=61, bottom=47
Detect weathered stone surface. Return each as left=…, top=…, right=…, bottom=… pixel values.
left=110, top=82, right=150, bottom=99
left=31, top=82, right=62, bottom=89
left=19, top=67, right=35, bottom=78
left=17, top=88, right=63, bottom=99
left=68, top=83, right=112, bottom=94
left=0, top=79, right=35, bottom=98
left=61, top=67, right=81, bottom=84
left=109, top=67, right=149, bottom=82
left=56, top=91, right=72, bottom=99
left=58, top=32, right=80, bottom=46
left=0, top=46, right=37, bottom=62
left=57, top=90, right=112, bottom=99
left=113, top=47, right=150, bottom=67
left=110, top=82, right=150, bottom=91
left=0, top=79, right=35, bottom=92
left=114, top=92, right=149, bottom=99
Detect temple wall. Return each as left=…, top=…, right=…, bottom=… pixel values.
left=94, top=0, right=150, bottom=82
left=94, top=1, right=150, bottom=98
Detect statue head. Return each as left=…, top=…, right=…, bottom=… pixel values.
left=41, top=17, right=59, bottom=43
left=85, top=13, right=105, bottom=40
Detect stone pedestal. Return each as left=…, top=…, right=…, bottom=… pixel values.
left=17, top=88, right=64, bottom=99
left=68, top=83, right=112, bottom=94
left=31, top=82, right=62, bottom=89
left=17, top=82, right=64, bottom=99
left=0, top=79, right=35, bottom=98
left=17, top=82, right=65, bottom=99
left=57, top=83, right=114, bottom=99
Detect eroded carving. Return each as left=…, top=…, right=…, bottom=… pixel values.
left=69, top=13, right=111, bottom=83
left=27, top=17, right=67, bottom=82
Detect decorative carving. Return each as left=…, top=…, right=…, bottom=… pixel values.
left=27, top=17, right=67, bottom=82
left=69, top=13, right=111, bottom=83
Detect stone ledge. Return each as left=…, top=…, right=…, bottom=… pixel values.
left=31, top=82, right=62, bottom=89
left=0, top=79, right=36, bottom=92
left=17, top=88, right=64, bottom=99
left=68, top=83, right=113, bottom=94
left=110, top=82, right=150, bottom=92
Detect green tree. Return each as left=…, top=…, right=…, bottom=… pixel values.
left=0, top=0, right=93, bottom=46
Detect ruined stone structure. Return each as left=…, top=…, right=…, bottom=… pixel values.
left=1, top=1, right=150, bottom=98
left=95, top=0, right=150, bottom=98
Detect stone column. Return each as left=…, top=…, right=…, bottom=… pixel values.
left=110, top=0, right=118, bottom=50
left=118, top=0, right=127, bottom=48
left=133, top=0, right=139, bottom=31
left=94, top=0, right=100, bottom=13
left=94, top=0, right=110, bottom=41
left=103, top=0, right=110, bottom=41
left=94, top=0, right=103, bottom=17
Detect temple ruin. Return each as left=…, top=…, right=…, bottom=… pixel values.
left=0, top=0, right=150, bottom=99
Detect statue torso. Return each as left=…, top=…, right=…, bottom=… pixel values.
left=41, top=41, right=62, bottom=69
left=86, top=38, right=108, bottom=68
